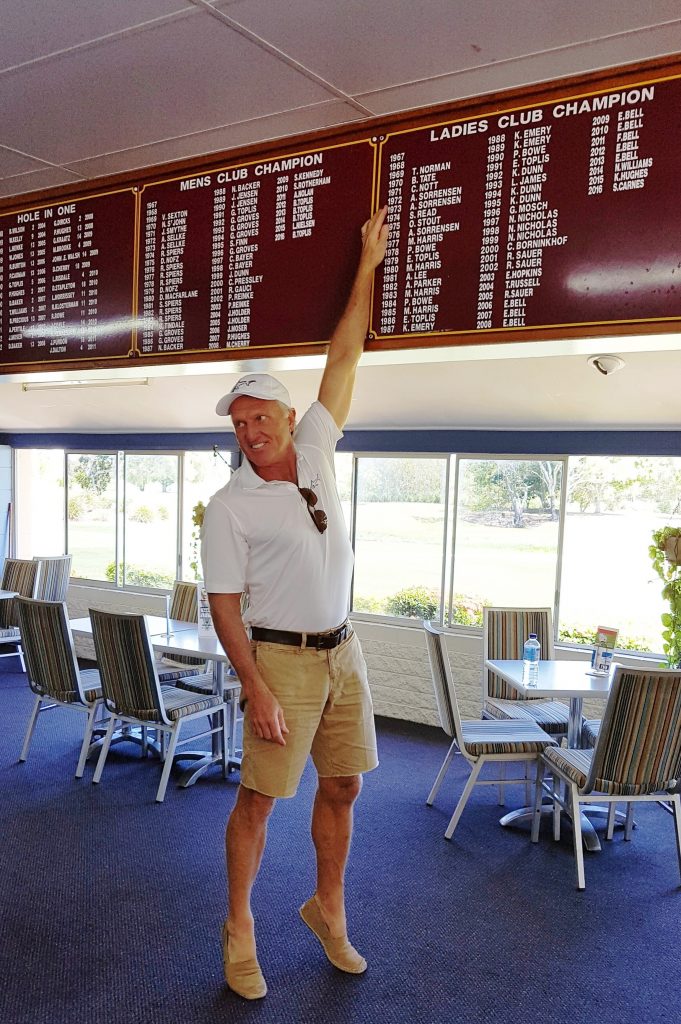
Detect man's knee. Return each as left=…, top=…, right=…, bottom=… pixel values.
left=318, top=774, right=363, bottom=805
left=232, top=785, right=276, bottom=825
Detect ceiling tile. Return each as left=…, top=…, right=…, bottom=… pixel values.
left=0, top=0, right=195, bottom=69
left=0, top=147, right=53, bottom=177
left=67, top=101, right=365, bottom=180
left=0, top=166, right=83, bottom=200
left=359, top=22, right=681, bottom=115
left=218, top=0, right=681, bottom=95
left=0, top=14, right=333, bottom=165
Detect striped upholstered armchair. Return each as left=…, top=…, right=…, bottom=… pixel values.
left=532, top=665, right=681, bottom=889
left=90, top=608, right=226, bottom=802
left=155, top=580, right=211, bottom=686
left=482, top=606, right=570, bottom=737
left=0, top=558, right=40, bottom=672
left=16, top=597, right=103, bottom=777
left=33, top=555, right=72, bottom=602
left=424, top=621, right=556, bottom=841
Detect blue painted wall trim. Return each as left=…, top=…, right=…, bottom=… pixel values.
left=1, top=429, right=681, bottom=456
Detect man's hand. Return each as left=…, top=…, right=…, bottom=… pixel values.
left=246, top=680, right=289, bottom=746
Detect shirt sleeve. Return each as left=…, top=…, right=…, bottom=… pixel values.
left=200, top=494, right=248, bottom=594
left=294, top=400, right=343, bottom=469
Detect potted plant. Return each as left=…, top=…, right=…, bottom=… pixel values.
left=649, top=527, right=681, bottom=667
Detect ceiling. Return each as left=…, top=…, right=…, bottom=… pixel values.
left=1, top=0, right=681, bottom=435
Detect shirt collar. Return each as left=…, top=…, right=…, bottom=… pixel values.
left=238, top=448, right=304, bottom=491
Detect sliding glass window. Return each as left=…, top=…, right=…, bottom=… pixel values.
left=66, top=453, right=117, bottom=582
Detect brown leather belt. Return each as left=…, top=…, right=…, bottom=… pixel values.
left=251, top=621, right=351, bottom=650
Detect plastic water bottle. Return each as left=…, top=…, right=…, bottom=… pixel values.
left=523, top=633, right=541, bottom=687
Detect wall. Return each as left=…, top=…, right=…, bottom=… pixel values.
left=0, top=446, right=11, bottom=562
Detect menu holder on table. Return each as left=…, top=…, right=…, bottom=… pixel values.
left=586, top=625, right=619, bottom=676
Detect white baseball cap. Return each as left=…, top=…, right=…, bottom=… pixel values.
left=215, top=373, right=292, bottom=416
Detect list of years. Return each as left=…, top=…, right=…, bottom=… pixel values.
left=0, top=191, right=136, bottom=365
left=374, top=76, right=675, bottom=338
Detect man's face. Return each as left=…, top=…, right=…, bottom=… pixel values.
left=230, top=395, right=296, bottom=471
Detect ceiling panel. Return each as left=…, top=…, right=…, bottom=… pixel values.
left=0, top=166, right=83, bottom=199
left=67, top=100, right=364, bottom=179
left=0, top=0, right=196, bottom=69
left=360, top=22, right=681, bottom=115
left=217, top=0, right=681, bottom=96
left=0, top=147, right=53, bottom=177
left=0, top=13, right=332, bottom=165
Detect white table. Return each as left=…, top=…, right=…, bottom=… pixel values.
left=70, top=616, right=241, bottom=788
left=485, top=657, right=614, bottom=850
left=0, top=589, right=17, bottom=600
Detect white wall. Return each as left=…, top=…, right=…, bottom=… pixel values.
left=0, top=447, right=11, bottom=563
left=67, top=583, right=616, bottom=726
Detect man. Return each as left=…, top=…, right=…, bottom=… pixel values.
left=201, top=207, right=389, bottom=1000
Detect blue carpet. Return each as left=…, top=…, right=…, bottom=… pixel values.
left=1, top=658, right=679, bottom=1024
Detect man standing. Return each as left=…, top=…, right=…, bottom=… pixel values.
left=202, top=207, right=389, bottom=1000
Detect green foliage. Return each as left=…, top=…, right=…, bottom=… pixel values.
left=357, top=459, right=444, bottom=503
left=130, top=505, right=154, bottom=523
left=557, top=626, right=650, bottom=652
left=450, top=594, right=485, bottom=627
left=67, top=495, right=87, bottom=521
left=157, top=506, right=169, bottom=521
left=352, top=595, right=385, bottom=614
left=105, top=562, right=174, bottom=589
left=386, top=585, right=439, bottom=619
left=649, top=526, right=681, bottom=667
left=72, top=455, right=113, bottom=496
left=460, top=459, right=562, bottom=527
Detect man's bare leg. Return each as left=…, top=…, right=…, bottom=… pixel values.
left=223, top=785, right=275, bottom=996
left=300, top=774, right=366, bottom=973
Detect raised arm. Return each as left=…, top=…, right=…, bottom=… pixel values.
left=317, top=206, right=389, bottom=429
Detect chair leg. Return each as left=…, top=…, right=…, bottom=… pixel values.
left=553, top=775, right=561, bottom=841
left=18, top=644, right=26, bottom=673
left=76, top=704, right=99, bottom=779
left=221, top=706, right=228, bottom=779
left=427, top=740, right=457, bottom=805
left=92, top=716, right=118, bottom=784
left=671, top=794, right=681, bottom=882
left=444, top=759, right=484, bottom=840
left=19, top=695, right=43, bottom=762
left=531, top=760, right=544, bottom=843
left=524, top=760, right=531, bottom=808
left=498, top=762, right=506, bottom=806
left=606, top=802, right=617, bottom=840
left=156, top=725, right=179, bottom=803
left=624, top=803, right=635, bottom=841
left=570, top=786, right=586, bottom=890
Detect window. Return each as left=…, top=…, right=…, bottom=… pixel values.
left=66, top=453, right=117, bottom=582
left=352, top=456, right=448, bottom=619
left=560, top=456, right=681, bottom=652
left=450, top=458, right=564, bottom=626
left=123, top=454, right=179, bottom=588
left=181, top=451, right=232, bottom=581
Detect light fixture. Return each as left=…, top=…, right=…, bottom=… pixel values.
left=587, top=355, right=625, bottom=377
left=22, top=378, right=150, bottom=393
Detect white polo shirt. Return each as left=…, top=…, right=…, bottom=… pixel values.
left=201, top=401, right=353, bottom=632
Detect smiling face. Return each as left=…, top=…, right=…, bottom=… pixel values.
left=230, top=395, right=297, bottom=479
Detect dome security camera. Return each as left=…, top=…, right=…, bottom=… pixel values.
left=587, top=355, right=625, bottom=376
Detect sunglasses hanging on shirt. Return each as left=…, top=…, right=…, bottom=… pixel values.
left=298, top=487, right=328, bottom=534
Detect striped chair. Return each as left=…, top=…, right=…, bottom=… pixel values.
left=483, top=607, right=570, bottom=737
left=0, top=558, right=40, bottom=672
left=155, top=580, right=211, bottom=687
left=33, top=555, right=72, bottom=601
left=16, top=597, right=104, bottom=778
left=424, top=621, right=557, bottom=840
left=531, top=665, right=681, bottom=889
left=90, top=608, right=226, bottom=802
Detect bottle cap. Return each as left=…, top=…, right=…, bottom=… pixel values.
left=529, top=633, right=537, bottom=639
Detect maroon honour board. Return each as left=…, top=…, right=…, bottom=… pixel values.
left=372, top=73, right=681, bottom=344
left=137, top=139, right=377, bottom=357
left=0, top=188, right=136, bottom=366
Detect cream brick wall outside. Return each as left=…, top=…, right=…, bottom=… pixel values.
left=66, top=585, right=643, bottom=726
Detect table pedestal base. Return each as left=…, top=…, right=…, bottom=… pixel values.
left=500, top=802, right=632, bottom=851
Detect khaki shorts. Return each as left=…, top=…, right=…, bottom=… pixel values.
left=240, top=631, right=379, bottom=799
